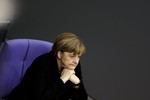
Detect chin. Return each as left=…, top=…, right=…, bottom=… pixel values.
left=68, top=66, right=76, bottom=70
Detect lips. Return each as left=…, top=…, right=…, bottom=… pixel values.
left=70, top=64, right=76, bottom=67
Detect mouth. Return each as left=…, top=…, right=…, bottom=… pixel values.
left=68, top=65, right=76, bottom=69
left=70, top=64, right=77, bottom=67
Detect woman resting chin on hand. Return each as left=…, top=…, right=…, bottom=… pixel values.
left=6, top=32, right=88, bottom=100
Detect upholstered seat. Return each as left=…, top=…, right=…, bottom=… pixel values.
left=0, top=39, right=53, bottom=99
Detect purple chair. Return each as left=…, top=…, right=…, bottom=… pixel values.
left=0, top=39, right=53, bottom=99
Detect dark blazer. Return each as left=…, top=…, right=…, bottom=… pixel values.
left=6, top=51, right=88, bottom=100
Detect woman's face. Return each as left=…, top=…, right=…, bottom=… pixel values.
left=58, top=51, right=81, bottom=70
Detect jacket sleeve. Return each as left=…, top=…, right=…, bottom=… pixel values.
left=21, top=58, right=66, bottom=100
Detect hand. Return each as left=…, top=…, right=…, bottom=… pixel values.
left=70, top=74, right=80, bottom=85
left=60, top=69, right=75, bottom=83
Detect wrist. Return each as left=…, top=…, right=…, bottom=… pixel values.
left=73, top=83, right=80, bottom=89
left=60, top=76, right=68, bottom=83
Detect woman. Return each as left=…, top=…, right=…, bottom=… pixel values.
left=6, top=32, right=88, bottom=100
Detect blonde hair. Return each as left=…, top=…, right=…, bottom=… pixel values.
left=52, top=32, right=86, bottom=56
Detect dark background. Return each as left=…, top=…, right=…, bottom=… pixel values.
left=6, top=0, right=150, bottom=100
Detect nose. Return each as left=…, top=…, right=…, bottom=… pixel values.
left=73, top=56, right=79, bottom=64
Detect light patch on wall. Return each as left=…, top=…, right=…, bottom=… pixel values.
left=0, top=0, right=19, bottom=25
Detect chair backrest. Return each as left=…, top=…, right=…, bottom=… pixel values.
left=0, top=39, right=53, bottom=98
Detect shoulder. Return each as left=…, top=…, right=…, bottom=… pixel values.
left=33, top=52, right=53, bottom=64
left=31, top=51, right=56, bottom=70
left=28, top=52, right=51, bottom=70
left=36, top=52, right=51, bottom=60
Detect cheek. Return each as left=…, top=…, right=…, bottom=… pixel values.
left=62, top=58, right=72, bottom=65
left=65, top=59, right=72, bottom=64
left=61, top=57, right=69, bottom=64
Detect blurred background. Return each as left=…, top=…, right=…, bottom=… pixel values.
left=1, top=0, right=150, bottom=100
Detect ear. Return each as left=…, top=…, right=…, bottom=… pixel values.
left=57, top=51, right=62, bottom=59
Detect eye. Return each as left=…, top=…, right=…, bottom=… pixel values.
left=70, top=55, right=75, bottom=57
